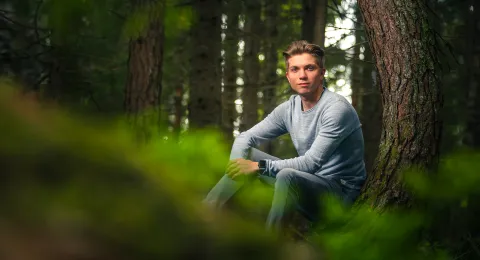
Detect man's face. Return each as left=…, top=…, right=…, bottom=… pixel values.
left=285, top=53, right=326, bottom=97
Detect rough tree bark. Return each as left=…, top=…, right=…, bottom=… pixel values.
left=188, top=0, right=222, bottom=129
left=302, top=0, right=328, bottom=48
left=357, top=0, right=443, bottom=208
left=350, top=6, right=382, bottom=175
left=240, top=0, right=261, bottom=131
left=221, top=0, right=240, bottom=144
left=124, top=0, right=165, bottom=141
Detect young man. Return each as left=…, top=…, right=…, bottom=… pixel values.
left=204, top=40, right=366, bottom=231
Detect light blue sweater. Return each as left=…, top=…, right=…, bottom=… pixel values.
left=230, top=88, right=366, bottom=190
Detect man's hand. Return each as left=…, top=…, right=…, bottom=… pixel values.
left=226, top=158, right=259, bottom=179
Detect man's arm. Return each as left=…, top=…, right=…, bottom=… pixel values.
left=229, top=101, right=290, bottom=160
left=225, top=101, right=289, bottom=179
left=262, top=101, right=360, bottom=177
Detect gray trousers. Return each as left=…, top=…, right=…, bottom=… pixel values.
left=203, top=148, right=347, bottom=231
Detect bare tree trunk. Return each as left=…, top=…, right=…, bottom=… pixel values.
left=262, top=1, right=279, bottom=155
left=350, top=6, right=382, bottom=176
left=240, top=0, right=261, bottom=131
left=302, top=0, right=327, bottom=48
left=188, top=0, right=222, bottom=129
left=357, top=0, right=443, bottom=208
left=124, top=0, right=165, bottom=142
left=222, top=0, right=240, bottom=144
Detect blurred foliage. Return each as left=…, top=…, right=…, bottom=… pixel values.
left=0, top=81, right=281, bottom=259
left=318, top=197, right=448, bottom=260
left=164, top=1, right=193, bottom=38
left=403, top=152, right=480, bottom=259
left=405, top=152, right=480, bottom=200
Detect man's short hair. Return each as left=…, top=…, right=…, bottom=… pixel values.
left=282, top=40, right=325, bottom=68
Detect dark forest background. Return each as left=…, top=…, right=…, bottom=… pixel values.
left=1, top=0, right=480, bottom=259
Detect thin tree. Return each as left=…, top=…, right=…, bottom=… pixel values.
left=124, top=0, right=165, bottom=142
left=188, top=0, right=222, bottom=129
left=222, top=0, right=240, bottom=144
left=262, top=1, right=280, bottom=155
left=240, top=0, right=261, bottom=131
left=301, top=0, right=328, bottom=48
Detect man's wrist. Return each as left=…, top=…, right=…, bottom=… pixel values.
left=258, top=159, right=267, bottom=175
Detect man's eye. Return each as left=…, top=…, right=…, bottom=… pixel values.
left=306, top=66, right=315, bottom=71
left=290, top=68, right=298, bottom=72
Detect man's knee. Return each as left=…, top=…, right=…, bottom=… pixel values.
left=275, top=168, right=296, bottom=184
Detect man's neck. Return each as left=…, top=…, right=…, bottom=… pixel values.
left=301, top=86, right=325, bottom=111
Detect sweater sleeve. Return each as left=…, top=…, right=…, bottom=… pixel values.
left=229, top=101, right=289, bottom=160
left=264, top=101, right=359, bottom=177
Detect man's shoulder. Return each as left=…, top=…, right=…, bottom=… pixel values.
left=319, top=90, right=360, bottom=125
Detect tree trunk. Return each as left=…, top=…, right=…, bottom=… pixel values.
left=240, top=0, right=261, bottom=132
left=221, top=0, right=240, bottom=144
left=464, top=0, right=480, bottom=148
left=357, top=0, right=443, bottom=208
left=262, top=1, right=280, bottom=155
left=188, top=0, right=222, bottom=129
left=124, top=0, right=165, bottom=142
left=302, top=0, right=328, bottom=48
left=350, top=6, right=382, bottom=176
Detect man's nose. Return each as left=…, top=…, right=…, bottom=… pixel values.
left=299, top=69, right=307, bottom=79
